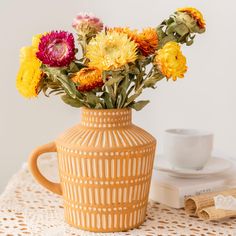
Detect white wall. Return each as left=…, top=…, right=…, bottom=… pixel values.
left=0, top=0, right=235, bottom=192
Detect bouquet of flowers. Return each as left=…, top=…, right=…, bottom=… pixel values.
left=16, top=7, right=205, bottom=110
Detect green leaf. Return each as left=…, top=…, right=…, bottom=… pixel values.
left=144, top=74, right=164, bottom=88
left=174, top=24, right=189, bottom=37
left=166, top=17, right=175, bottom=25
left=126, top=84, right=135, bottom=97
left=54, top=91, right=65, bottom=96
left=95, top=103, right=103, bottom=109
left=130, top=100, right=150, bottom=111
left=166, top=22, right=177, bottom=35
left=105, top=85, right=115, bottom=105
left=186, top=39, right=194, bottom=46
left=42, top=85, right=49, bottom=97
left=56, top=74, right=77, bottom=99
left=124, top=89, right=142, bottom=107
left=120, top=75, right=130, bottom=91
left=156, top=28, right=166, bottom=42
left=43, top=67, right=78, bottom=99
left=104, top=76, right=123, bottom=86
left=116, top=94, right=123, bottom=108
left=85, top=92, right=102, bottom=107
left=102, top=92, right=113, bottom=109
left=73, top=61, right=85, bottom=71
left=159, top=34, right=177, bottom=48
left=189, top=34, right=196, bottom=40
left=117, top=76, right=130, bottom=107
left=68, top=62, right=79, bottom=73
left=61, top=94, right=83, bottom=108
left=129, top=65, right=140, bottom=75
left=48, top=88, right=64, bottom=96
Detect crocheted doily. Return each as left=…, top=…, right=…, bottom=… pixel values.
left=0, top=156, right=235, bottom=235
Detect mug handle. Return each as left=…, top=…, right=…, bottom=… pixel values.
left=28, top=142, right=62, bottom=195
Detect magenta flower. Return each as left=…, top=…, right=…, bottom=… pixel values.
left=72, top=13, right=103, bottom=36
left=36, top=31, right=75, bottom=67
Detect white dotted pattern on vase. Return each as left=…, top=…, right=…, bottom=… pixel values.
left=0, top=156, right=235, bottom=235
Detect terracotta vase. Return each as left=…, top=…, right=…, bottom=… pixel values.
left=28, top=108, right=156, bottom=232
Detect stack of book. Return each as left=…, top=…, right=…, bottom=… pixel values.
left=149, top=161, right=236, bottom=208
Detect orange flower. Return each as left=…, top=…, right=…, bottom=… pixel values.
left=109, top=27, right=158, bottom=56
left=177, top=7, right=206, bottom=29
left=72, top=67, right=103, bottom=92
left=137, top=28, right=158, bottom=56
left=108, top=27, right=139, bottom=41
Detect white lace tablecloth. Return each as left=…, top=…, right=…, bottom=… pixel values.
left=0, top=156, right=236, bottom=236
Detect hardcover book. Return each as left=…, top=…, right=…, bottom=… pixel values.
left=149, top=166, right=236, bottom=208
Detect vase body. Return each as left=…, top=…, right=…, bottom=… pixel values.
left=29, top=108, right=156, bottom=232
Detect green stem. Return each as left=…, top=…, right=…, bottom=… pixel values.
left=145, top=66, right=154, bottom=80
left=113, top=82, right=118, bottom=106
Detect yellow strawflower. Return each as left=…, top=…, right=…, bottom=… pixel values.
left=155, top=42, right=187, bottom=81
left=32, top=34, right=43, bottom=53
left=177, top=7, right=206, bottom=29
left=16, top=59, right=42, bottom=98
left=86, top=31, right=138, bottom=70
left=16, top=34, right=43, bottom=98
left=20, top=34, right=43, bottom=63
left=19, top=46, right=36, bottom=64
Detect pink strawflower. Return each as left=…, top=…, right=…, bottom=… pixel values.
left=36, top=31, right=75, bottom=67
left=72, top=13, right=103, bottom=36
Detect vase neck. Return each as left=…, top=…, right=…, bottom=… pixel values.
left=80, top=108, right=132, bottom=128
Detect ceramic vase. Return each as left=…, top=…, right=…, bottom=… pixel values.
left=28, top=108, right=156, bottom=232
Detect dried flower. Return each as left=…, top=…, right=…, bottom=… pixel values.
left=72, top=67, right=103, bottom=92
left=109, top=27, right=158, bottom=56
left=20, top=34, right=43, bottom=63
left=16, top=34, right=43, bottom=98
left=86, top=31, right=138, bottom=70
left=16, top=8, right=206, bottom=110
left=36, top=31, right=75, bottom=67
left=108, top=27, right=138, bottom=41
left=137, top=28, right=158, bottom=56
left=72, top=13, right=103, bottom=36
left=32, top=34, right=44, bottom=53
left=177, top=7, right=206, bottom=29
left=16, top=60, right=42, bottom=98
left=155, top=42, right=187, bottom=81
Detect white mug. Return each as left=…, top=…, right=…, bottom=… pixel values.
left=163, top=129, right=213, bottom=170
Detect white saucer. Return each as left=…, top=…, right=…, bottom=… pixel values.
left=154, top=155, right=233, bottom=178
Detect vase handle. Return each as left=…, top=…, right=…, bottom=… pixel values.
left=28, top=142, right=62, bottom=195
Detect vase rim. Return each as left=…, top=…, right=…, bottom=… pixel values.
left=80, top=107, right=132, bottom=127
left=82, top=107, right=131, bottom=112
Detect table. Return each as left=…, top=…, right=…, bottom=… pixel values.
left=0, top=156, right=235, bottom=235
